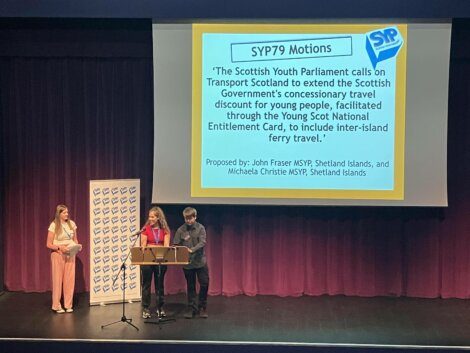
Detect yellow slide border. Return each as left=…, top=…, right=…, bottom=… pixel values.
left=192, top=23, right=406, bottom=200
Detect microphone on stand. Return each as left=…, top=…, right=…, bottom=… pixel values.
left=130, top=227, right=146, bottom=237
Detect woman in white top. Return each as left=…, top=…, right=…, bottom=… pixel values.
left=46, top=205, right=79, bottom=313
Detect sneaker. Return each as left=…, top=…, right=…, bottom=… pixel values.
left=199, top=308, right=208, bottom=318
left=158, top=308, right=166, bottom=317
left=184, top=309, right=196, bottom=319
left=55, top=308, right=65, bottom=314
left=65, top=308, right=74, bottom=313
left=142, top=308, right=151, bottom=319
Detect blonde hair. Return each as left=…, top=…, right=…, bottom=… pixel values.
left=53, top=204, right=73, bottom=236
left=146, top=206, right=170, bottom=234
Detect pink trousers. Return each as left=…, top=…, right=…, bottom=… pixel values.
left=51, top=251, right=76, bottom=310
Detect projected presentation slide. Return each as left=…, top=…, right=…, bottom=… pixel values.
left=192, top=24, right=407, bottom=200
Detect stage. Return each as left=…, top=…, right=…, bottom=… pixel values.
left=1, top=292, right=470, bottom=353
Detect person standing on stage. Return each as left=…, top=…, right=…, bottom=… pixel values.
left=46, top=205, right=80, bottom=313
left=140, top=206, right=170, bottom=319
left=173, top=207, right=210, bottom=319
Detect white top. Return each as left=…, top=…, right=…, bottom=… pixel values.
left=48, top=221, right=77, bottom=245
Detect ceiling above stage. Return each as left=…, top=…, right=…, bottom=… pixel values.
left=0, top=0, right=469, bottom=19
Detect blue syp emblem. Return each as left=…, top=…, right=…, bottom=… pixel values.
left=366, top=26, right=403, bottom=69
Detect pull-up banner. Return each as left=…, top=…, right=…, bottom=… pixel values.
left=89, top=179, right=141, bottom=305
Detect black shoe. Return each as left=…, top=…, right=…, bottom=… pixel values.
left=184, top=309, right=196, bottom=319
left=157, top=308, right=166, bottom=317
left=199, top=308, right=208, bottom=318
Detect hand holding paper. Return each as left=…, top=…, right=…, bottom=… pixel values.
left=66, top=241, right=82, bottom=257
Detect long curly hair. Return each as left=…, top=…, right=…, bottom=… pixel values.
left=146, top=206, right=170, bottom=234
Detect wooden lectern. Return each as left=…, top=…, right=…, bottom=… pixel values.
left=130, top=246, right=190, bottom=265
left=130, top=246, right=189, bottom=325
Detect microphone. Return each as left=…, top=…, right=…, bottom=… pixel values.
left=130, top=227, right=146, bottom=237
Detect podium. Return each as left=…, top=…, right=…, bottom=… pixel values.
left=130, top=246, right=190, bottom=265
left=131, top=246, right=189, bottom=326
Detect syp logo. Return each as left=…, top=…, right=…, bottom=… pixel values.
left=365, top=26, right=403, bottom=69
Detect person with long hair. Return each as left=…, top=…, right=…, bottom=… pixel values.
left=140, top=206, right=170, bottom=319
left=46, top=205, right=80, bottom=313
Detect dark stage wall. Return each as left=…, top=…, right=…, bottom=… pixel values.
left=0, top=19, right=469, bottom=298
left=2, top=0, right=470, bottom=19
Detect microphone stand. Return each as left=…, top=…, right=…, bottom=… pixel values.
left=101, top=230, right=142, bottom=331
left=143, top=247, right=176, bottom=328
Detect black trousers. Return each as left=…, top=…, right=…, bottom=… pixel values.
left=183, top=265, right=209, bottom=312
left=141, top=265, right=167, bottom=309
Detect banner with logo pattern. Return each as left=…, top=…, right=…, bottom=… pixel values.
left=89, top=179, right=141, bottom=305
